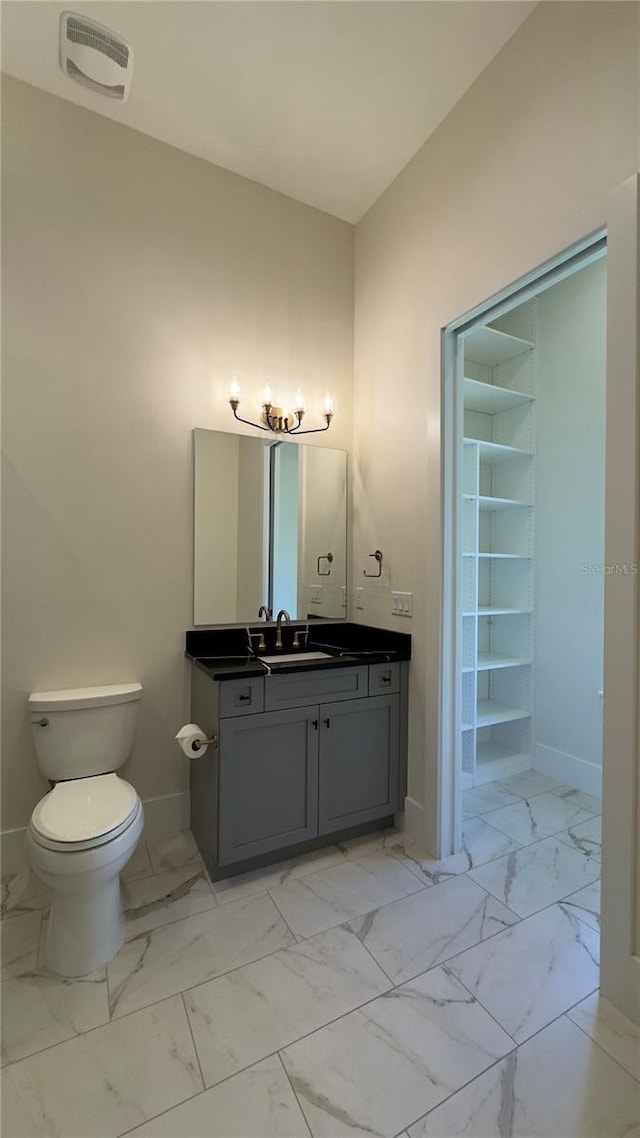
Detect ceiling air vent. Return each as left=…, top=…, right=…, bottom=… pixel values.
left=59, top=11, right=133, bottom=101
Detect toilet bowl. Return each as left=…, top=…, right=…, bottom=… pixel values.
left=26, top=683, right=144, bottom=978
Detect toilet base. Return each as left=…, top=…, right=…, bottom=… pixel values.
left=27, top=801, right=143, bottom=979
left=44, top=874, right=126, bottom=978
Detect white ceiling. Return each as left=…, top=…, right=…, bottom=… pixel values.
left=1, top=1, right=536, bottom=222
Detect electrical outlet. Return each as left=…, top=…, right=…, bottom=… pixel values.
left=310, top=585, right=322, bottom=604
left=341, top=586, right=347, bottom=608
left=356, top=586, right=364, bottom=610
left=392, top=591, right=413, bottom=617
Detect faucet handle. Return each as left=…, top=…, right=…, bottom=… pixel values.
left=292, top=631, right=300, bottom=649
left=248, top=630, right=267, bottom=654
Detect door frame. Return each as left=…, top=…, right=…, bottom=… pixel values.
left=438, top=175, right=639, bottom=1023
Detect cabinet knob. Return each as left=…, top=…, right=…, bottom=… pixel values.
left=381, top=673, right=392, bottom=685
left=312, top=719, right=319, bottom=730
left=238, top=693, right=251, bottom=703
left=324, top=717, right=331, bottom=728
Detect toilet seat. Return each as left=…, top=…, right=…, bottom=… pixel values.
left=30, top=773, right=140, bottom=852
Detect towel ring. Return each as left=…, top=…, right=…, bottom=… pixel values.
left=317, top=552, right=334, bottom=576
left=364, top=550, right=383, bottom=578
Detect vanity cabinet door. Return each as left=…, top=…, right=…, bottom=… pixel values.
left=218, top=707, right=319, bottom=865
left=318, top=694, right=400, bottom=836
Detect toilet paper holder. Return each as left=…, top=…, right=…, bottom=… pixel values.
left=175, top=724, right=219, bottom=756
left=193, top=734, right=218, bottom=751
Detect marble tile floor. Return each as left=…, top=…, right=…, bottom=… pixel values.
left=1, top=773, right=638, bottom=1138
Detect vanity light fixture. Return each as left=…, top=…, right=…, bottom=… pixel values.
left=229, top=378, right=333, bottom=435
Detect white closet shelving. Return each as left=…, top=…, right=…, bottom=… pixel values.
left=459, top=314, right=536, bottom=787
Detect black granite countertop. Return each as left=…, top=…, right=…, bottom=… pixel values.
left=186, top=622, right=411, bottom=681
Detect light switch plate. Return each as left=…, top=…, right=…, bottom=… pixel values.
left=310, top=585, right=323, bottom=604
left=341, top=586, right=347, bottom=608
left=392, top=591, right=413, bottom=617
left=356, top=586, right=364, bottom=610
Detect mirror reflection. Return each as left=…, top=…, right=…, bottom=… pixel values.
left=193, top=429, right=347, bottom=625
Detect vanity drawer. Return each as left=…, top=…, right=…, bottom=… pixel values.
left=264, top=666, right=367, bottom=711
left=219, top=677, right=265, bottom=718
left=368, top=662, right=401, bottom=696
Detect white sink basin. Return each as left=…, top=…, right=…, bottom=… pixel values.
left=260, top=651, right=334, bottom=664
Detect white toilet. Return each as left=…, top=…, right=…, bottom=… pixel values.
left=26, top=682, right=144, bottom=978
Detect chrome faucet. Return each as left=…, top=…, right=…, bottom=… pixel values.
left=258, top=605, right=272, bottom=621
left=275, top=609, right=291, bottom=650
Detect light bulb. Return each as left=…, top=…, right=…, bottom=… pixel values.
left=230, top=377, right=240, bottom=400
left=263, top=384, right=273, bottom=406
left=294, top=388, right=306, bottom=412
left=323, top=393, right=334, bottom=416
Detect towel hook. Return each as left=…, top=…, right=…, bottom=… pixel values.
left=317, top=552, right=334, bottom=576
left=364, top=550, right=383, bottom=578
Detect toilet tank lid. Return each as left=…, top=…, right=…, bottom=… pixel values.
left=28, top=682, right=143, bottom=712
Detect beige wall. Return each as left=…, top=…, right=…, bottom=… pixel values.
left=353, top=1, right=639, bottom=853
left=1, top=76, right=354, bottom=832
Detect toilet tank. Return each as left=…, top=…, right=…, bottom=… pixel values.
left=28, top=683, right=143, bottom=782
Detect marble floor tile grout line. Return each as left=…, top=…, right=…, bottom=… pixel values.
left=276, top=1051, right=315, bottom=1138
left=397, top=837, right=525, bottom=886
left=5, top=927, right=524, bottom=1075
left=182, top=958, right=403, bottom=1087
left=351, top=923, right=399, bottom=989
left=265, top=887, right=302, bottom=945
left=101, top=912, right=393, bottom=1040
left=458, top=872, right=524, bottom=921
left=116, top=1051, right=304, bottom=1137
left=444, top=937, right=601, bottom=1050
left=459, top=865, right=602, bottom=927
left=395, top=1047, right=518, bottom=1138
left=566, top=998, right=640, bottom=1085
left=351, top=873, right=528, bottom=984
left=61, top=985, right=630, bottom=1138
left=395, top=990, right=607, bottom=1138
left=205, top=836, right=388, bottom=901
left=438, top=962, right=521, bottom=1049
left=479, top=808, right=601, bottom=848
left=562, top=900, right=600, bottom=928
left=181, top=991, right=207, bottom=1091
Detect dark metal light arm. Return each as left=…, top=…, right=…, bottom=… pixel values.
left=230, top=401, right=270, bottom=432
left=287, top=412, right=333, bottom=435
left=229, top=397, right=333, bottom=436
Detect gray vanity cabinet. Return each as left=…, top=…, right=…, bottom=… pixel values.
left=218, top=707, right=318, bottom=864
left=318, top=694, right=399, bottom=835
left=189, top=659, right=408, bottom=879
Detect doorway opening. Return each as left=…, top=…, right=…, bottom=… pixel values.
left=443, top=233, right=607, bottom=854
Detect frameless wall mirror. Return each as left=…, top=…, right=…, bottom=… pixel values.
left=193, top=429, right=347, bottom=625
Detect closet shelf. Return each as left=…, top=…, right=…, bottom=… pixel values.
left=476, top=653, right=531, bottom=670
left=478, top=495, right=531, bottom=510
left=458, top=308, right=537, bottom=788
left=477, top=553, right=531, bottom=560
left=463, top=438, right=533, bottom=463
left=463, top=325, right=534, bottom=367
left=476, top=701, right=531, bottom=728
left=477, top=606, right=532, bottom=616
left=464, top=552, right=531, bottom=559
left=463, top=377, right=534, bottom=415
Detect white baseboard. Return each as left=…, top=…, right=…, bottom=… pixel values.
left=141, top=792, right=190, bottom=839
left=1, top=791, right=191, bottom=876
left=533, top=742, right=602, bottom=800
